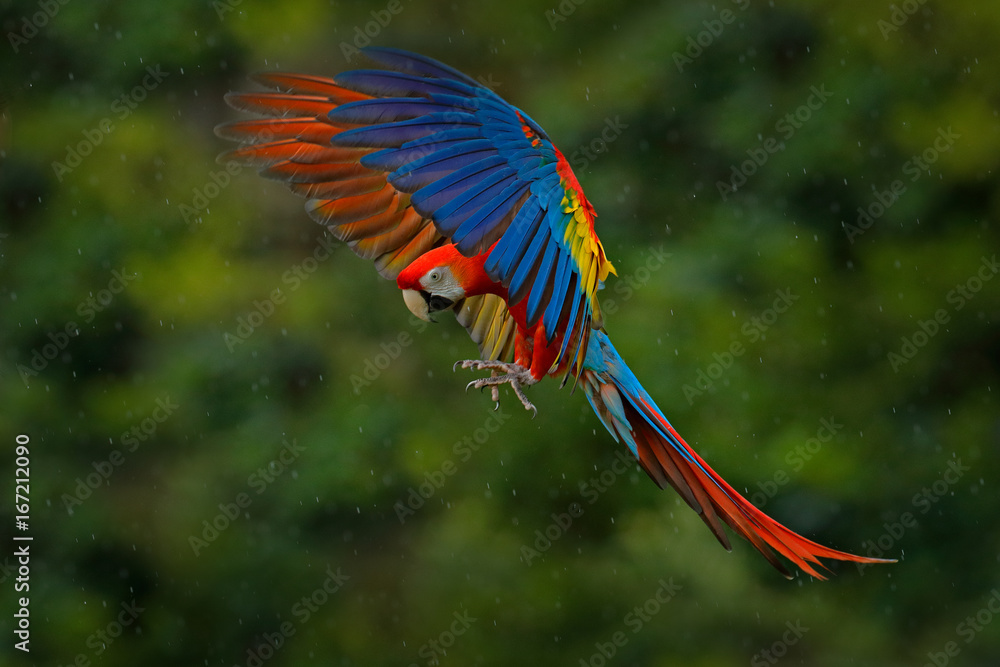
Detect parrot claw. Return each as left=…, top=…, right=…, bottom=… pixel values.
left=453, top=359, right=538, bottom=415
left=464, top=379, right=489, bottom=394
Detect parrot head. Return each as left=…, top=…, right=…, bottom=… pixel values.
left=399, top=266, right=463, bottom=323
left=397, top=245, right=473, bottom=323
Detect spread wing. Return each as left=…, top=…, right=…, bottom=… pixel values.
left=217, top=47, right=616, bottom=370
left=217, top=69, right=515, bottom=362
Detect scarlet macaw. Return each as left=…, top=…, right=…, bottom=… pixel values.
left=217, top=47, right=892, bottom=579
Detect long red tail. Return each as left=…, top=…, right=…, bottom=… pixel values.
left=581, top=331, right=894, bottom=579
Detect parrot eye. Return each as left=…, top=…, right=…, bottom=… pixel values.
left=428, top=270, right=442, bottom=283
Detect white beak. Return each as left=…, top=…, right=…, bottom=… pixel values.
left=402, top=289, right=431, bottom=322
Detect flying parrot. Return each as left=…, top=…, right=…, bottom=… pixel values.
left=216, top=47, right=893, bottom=579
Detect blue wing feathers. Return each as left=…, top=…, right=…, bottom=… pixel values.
left=544, top=253, right=572, bottom=340
left=391, top=139, right=496, bottom=177
left=508, top=227, right=550, bottom=304
left=409, top=155, right=507, bottom=209
left=391, top=145, right=498, bottom=192
left=441, top=172, right=518, bottom=242
left=526, top=241, right=560, bottom=324
left=328, top=48, right=599, bottom=364
left=328, top=98, right=473, bottom=124
left=452, top=181, right=529, bottom=251
left=362, top=140, right=465, bottom=171
left=361, top=47, right=488, bottom=89
left=335, top=69, right=478, bottom=99
left=334, top=113, right=481, bottom=147
left=557, top=276, right=584, bottom=361
left=433, top=170, right=509, bottom=226
left=424, top=169, right=517, bottom=234
left=484, top=199, right=543, bottom=277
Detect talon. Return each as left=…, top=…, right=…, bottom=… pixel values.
left=452, top=358, right=539, bottom=415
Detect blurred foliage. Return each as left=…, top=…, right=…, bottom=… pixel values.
left=1, top=0, right=999, bottom=665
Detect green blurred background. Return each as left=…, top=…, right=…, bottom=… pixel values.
left=2, top=0, right=999, bottom=665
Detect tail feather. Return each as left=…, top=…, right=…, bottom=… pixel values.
left=582, top=331, right=894, bottom=580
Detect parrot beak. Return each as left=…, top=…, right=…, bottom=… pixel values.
left=402, top=289, right=455, bottom=323
left=403, top=289, right=432, bottom=322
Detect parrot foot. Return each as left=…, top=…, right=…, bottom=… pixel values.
left=454, top=360, right=538, bottom=417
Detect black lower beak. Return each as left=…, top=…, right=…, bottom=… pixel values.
left=422, top=290, right=455, bottom=314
